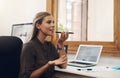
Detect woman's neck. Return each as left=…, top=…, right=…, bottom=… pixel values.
left=37, top=32, right=46, bottom=44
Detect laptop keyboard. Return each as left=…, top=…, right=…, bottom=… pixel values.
left=69, top=61, right=91, bottom=65
left=68, top=61, right=96, bottom=67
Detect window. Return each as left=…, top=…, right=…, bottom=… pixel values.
left=58, top=0, right=88, bottom=41
left=47, top=0, right=120, bottom=56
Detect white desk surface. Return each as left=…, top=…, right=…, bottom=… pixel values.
left=55, top=54, right=120, bottom=78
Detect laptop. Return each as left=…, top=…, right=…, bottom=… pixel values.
left=68, top=44, right=103, bottom=68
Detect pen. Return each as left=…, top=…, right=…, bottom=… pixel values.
left=56, top=31, right=74, bottom=34
left=87, top=68, right=92, bottom=71
left=77, top=68, right=92, bottom=71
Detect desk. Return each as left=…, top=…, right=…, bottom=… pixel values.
left=55, top=54, right=120, bottom=78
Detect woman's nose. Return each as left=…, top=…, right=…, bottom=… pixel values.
left=51, top=23, right=55, bottom=27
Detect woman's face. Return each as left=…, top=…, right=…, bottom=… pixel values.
left=37, top=15, right=55, bottom=36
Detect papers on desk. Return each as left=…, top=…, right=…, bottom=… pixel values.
left=55, top=65, right=120, bottom=74
left=74, top=66, right=113, bottom=72
left=87, top=66, right=120, bottom=72
left=56, top=66, right=113, bottom=72
left=90, top=66, right=113, bottom=72
left=55, top=65, right=120, bottom=78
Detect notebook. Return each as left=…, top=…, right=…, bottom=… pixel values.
left=68, top=44, right=103, bottom=68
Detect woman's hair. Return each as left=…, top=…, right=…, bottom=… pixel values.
left=31, top=12, right=51, bottom=40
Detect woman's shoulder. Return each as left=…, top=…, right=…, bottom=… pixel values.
left=23, top=40, right=36, bottom=48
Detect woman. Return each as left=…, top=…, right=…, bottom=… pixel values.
left=19, top=12, right=68, bottom=78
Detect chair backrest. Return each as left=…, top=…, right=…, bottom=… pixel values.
left=0, top=36, right=23, bottom=78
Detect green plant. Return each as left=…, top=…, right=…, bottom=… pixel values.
left=58, top=23, right=68, bottom=32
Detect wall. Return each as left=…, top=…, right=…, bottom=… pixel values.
left=0, top=0, right=46, bottom=36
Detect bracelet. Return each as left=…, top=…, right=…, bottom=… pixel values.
left=57, top=47, right=64, bottom=50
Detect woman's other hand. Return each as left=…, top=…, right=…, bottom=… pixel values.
left=48, top=55, right=67, bottom=67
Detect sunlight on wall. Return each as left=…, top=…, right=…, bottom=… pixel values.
left=0, top=0, right=46, bottom=36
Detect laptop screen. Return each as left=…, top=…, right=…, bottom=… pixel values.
left=74, top=45, right=103, bottom=64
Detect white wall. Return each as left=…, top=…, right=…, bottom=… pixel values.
left=0, top=0, right=46, bottom=36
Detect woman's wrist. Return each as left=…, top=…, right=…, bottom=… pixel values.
left=47, top=61, right=55, bottom=66
left=57, top=43, right=64, bottom=48
left=57, top=44, right=64, bottom=50
left=57, top=47, right=64, bottom=51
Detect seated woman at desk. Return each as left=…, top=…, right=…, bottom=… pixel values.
left=19, top=12, right=69, bottom=78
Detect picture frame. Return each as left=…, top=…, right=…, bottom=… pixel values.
left=11, top=23, right=33, bottom=43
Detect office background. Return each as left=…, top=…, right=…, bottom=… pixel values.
left=0, top=0, right=46, bottom=36
left=0, top=0, right=113, bottom=42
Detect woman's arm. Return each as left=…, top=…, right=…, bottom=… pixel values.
left=30, top=55, right=67, bottom=78
left=30, top=62, right=51, bottom=78
left=56, top=32, right=69, bottom=68
left=58, top=49, right=67, bottom=68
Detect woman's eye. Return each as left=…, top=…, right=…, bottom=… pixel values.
left=46, top=20, right=54, bottom=24
left=47, top=21, right=51, bottom=24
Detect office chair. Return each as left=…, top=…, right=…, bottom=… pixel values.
left=0, top=36, right=23, bottom=78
